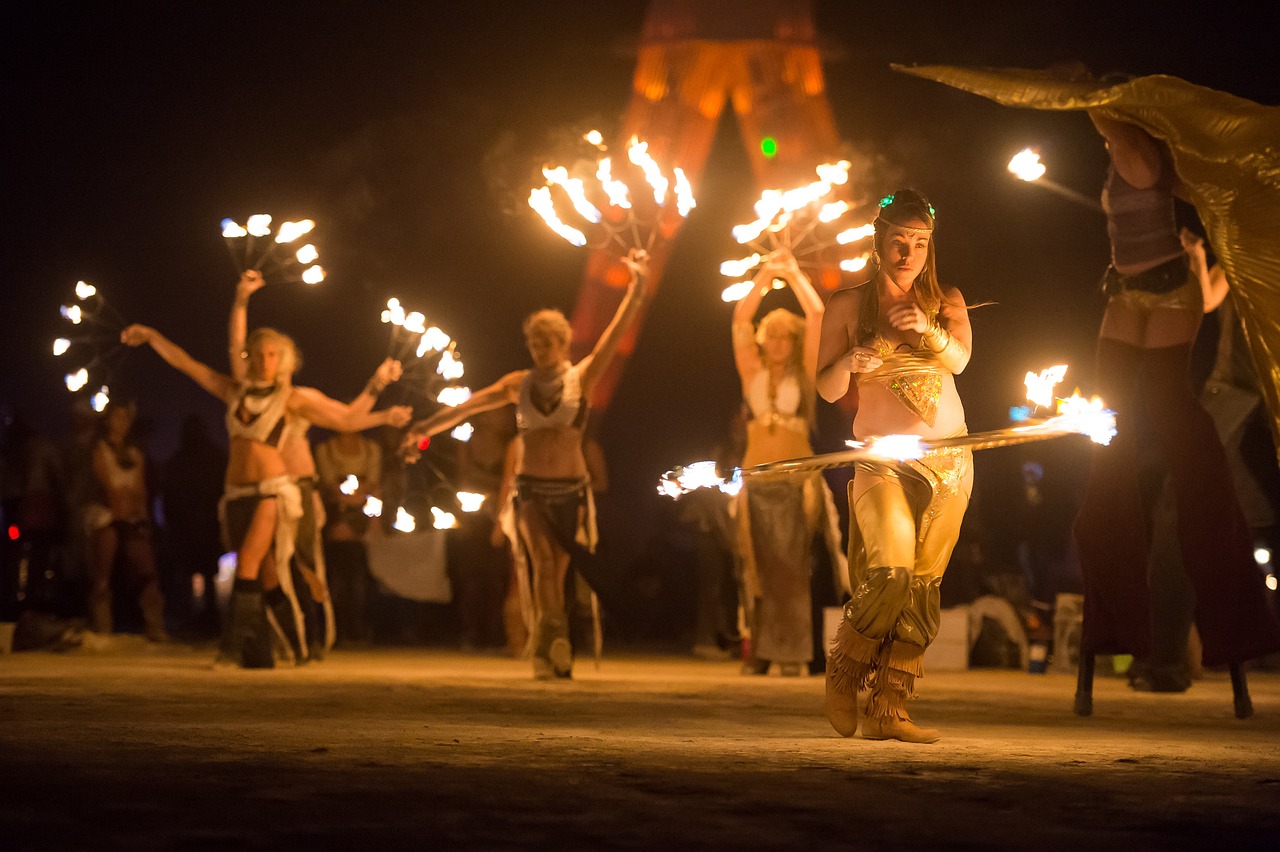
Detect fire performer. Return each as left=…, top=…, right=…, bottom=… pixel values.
left=892, top=65, right=1280, bottom=694
left=815, top=190, right=972, bottom=743
left=732, top=248, right=845, bottom=676
left=1074, top=111, right=1280, bottom=672
left=402, top=249, right=649, bottom=679
left=120, top=321, right=411, bottom=668
left=228, top=270, right=403, bottom=661
left=84, top=400, right=168, bottom=642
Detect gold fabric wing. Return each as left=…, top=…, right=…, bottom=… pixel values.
left=894, top=64, right=1280, bottom=457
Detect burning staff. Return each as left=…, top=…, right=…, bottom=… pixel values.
left=527, top=132, right=696, bottom=255
left=1007, top=148, right=1102, bottom=212
left=660, top=364, right=1114, bottom=497
left=720, top=160, right=875, bottom=303
left=220, top=215, right=325, bottom=284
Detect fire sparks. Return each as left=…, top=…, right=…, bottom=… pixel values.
left=720, top=280, right=756, bottom=302
left=722, top=160, right=871, bottom=302
left=584, top=129, right=604, bottom=147
left=528, top=186, right=587, bottom=247
left=301, top=265, right=325, bottom=285
left=530, top=134, right=693, bottom=254
left=450, top=422, right=474, bottom=442
left=1053, top=391, right=1117, bottom=446
left=393, top=506, right=417, bottom=533
left=75, top=280, right=97, bottom=300
left=339, top=475, right=359, bottom=496
left=90, top=386, right=110, bottom=413
left=436, top=350, right=464, bottom=381
left=65, top=368, right=89, bottom=392
left=295, top=244, right=319, bottom=264
left=1008, top=148, right=1046, bottom=182
left=456, top=492, right=486, bottom=513
left=221, top=219, right=248, bottom=238
left=657, top=461, right=743, bottom=499
left=437, top=386, right=471, bottom=407
left=273, top=219, right=315, bottom=244
left=53, top=338, right=70, bottom=356
left=220, top=214, right=322, bottom=282
left=430, top=507, right=458, bottom=530
left=245, top=214, right=273, bottom=237
left=1024, top=364, right=1069, bottom=410
left=363, top=496, right=383, bottom=518
left=418, top=327, right=451, bottom=356
left=61, top=305, right=83, bottom=325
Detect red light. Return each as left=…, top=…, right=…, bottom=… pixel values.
left=417, top=436, right=431, bottom=452
left=7, top=525, right=19, bottom=541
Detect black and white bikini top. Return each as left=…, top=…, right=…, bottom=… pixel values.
left=517, top=363, right=586, bottom=432
left=226, top=381, right=291, bottom=448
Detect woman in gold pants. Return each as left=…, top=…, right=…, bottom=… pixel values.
left=815, top=190, right=973, bottom=743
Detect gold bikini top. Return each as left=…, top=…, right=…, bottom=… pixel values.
left=861, top=334, right=944, bottom=427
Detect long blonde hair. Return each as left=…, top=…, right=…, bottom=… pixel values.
left=755, top=307, right=816, bottom=424
left=858, top=189, right=947, bottom=343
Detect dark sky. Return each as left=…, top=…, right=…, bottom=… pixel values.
left=3, top=0, right=1278, bottom=502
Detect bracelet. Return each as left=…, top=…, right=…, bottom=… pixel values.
left=921, top=318, right=949, bottom=352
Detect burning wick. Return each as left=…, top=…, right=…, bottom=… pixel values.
left=1008, top=148, right=1047, bottom=182
left=339, top=475, right=359, bottom=496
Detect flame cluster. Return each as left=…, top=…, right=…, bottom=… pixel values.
left=721, top=160, right=875, bottom=301
left=220, top=214, right=325, bottom=284
left=528, top=133, right=696, bottom=252
left=55, top=279, right=114, bottom=410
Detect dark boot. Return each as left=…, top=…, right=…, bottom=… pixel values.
left=217, top=579, right=274, bottom=669
left=265, top=587, right=307, bottom=665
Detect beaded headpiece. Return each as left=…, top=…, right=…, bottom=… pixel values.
left=875, top=191, right=936, bottom=233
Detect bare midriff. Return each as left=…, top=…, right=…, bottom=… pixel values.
left=853, top=375, right=965, bottom=440
left=520, top=427, right=588, bottom=480
left=227, top=437, right=289, bottom=487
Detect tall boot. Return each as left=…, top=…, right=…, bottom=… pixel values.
left=861, top=642, right=938, bottom=743
left=217, top=578, right=274, bottom=669
left=265, top=587, right=307, bottom=665
left=825, top=608, right=882, bottom=737
left=138, top=580, right=169, bottom=643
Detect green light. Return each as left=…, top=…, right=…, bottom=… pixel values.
left=760, top=136, right=778, bottom=158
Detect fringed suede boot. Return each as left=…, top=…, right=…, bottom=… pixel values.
left=825, top=610, right=882, bottom=737
left=861, top=643, right=938, bottom=743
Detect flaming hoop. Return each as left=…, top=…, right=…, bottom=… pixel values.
left=720, top=160, right=874, bottom=302
left=220, top=215, right=325, bottom=285
left=527, top=132, right=696, bottom=255
left=659, top=364, right=1116, bottom=496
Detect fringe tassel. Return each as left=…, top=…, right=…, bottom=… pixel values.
left=827, top=619, right=882, bottom=695
left=864, top=668, right=916, bottom=720
left=886, top=641, right=925, bottom=678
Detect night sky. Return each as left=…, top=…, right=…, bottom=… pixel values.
left=3, top=0, right=1278, bottom=510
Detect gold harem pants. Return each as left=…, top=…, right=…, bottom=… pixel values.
left=828, top=442, right=972, bottom=693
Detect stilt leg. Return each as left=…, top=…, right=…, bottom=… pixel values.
left=1074, top=650, right=1095, bottom=717
left=1230, top=663, right=1253, bottom=720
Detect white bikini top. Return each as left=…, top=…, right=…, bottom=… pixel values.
left=517, top=363, right=586, bottom=432
left=226, top=381, right=291, bottom=448
left=746, top=369, right=803, bottom=422
left=96, top=440, right=144, bottom=492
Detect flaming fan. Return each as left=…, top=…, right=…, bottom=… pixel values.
left=719, top=160, right=876, bottom=302
left=370, top=297, right=480, bottom=532
left=54, top=280, right=128, bottom=412
left=659, top=364, right=1116, bottom=497
left=220, top=215, right=326, bottom=284
left=527, top=131, right=696, bottom=254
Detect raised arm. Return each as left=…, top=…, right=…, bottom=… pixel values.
left=121, top=324, right=236, bottom=402
left=289, top=386, right=412, bottom=434
left=346, top=358, right=404, bottom=416
left=228, top=271, right=267, bottom=381
left=1089, top=110, right=1165, bottom=190
left=577, top=248, right=650, bottom=395
left=731, top=263, right=770, bottom=391
left=769, top=249, right=824, bottom=378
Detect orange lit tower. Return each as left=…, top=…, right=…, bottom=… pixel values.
left=570, top=0, right=844, bottom=408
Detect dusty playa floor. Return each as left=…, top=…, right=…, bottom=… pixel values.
left=1, top=644, right=1278, bottom=851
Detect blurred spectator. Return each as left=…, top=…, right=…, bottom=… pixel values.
left=314, top=428, right=383, bottom=646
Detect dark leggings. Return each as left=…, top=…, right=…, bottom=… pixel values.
left=1074, top=339, right=1280, bottom=665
